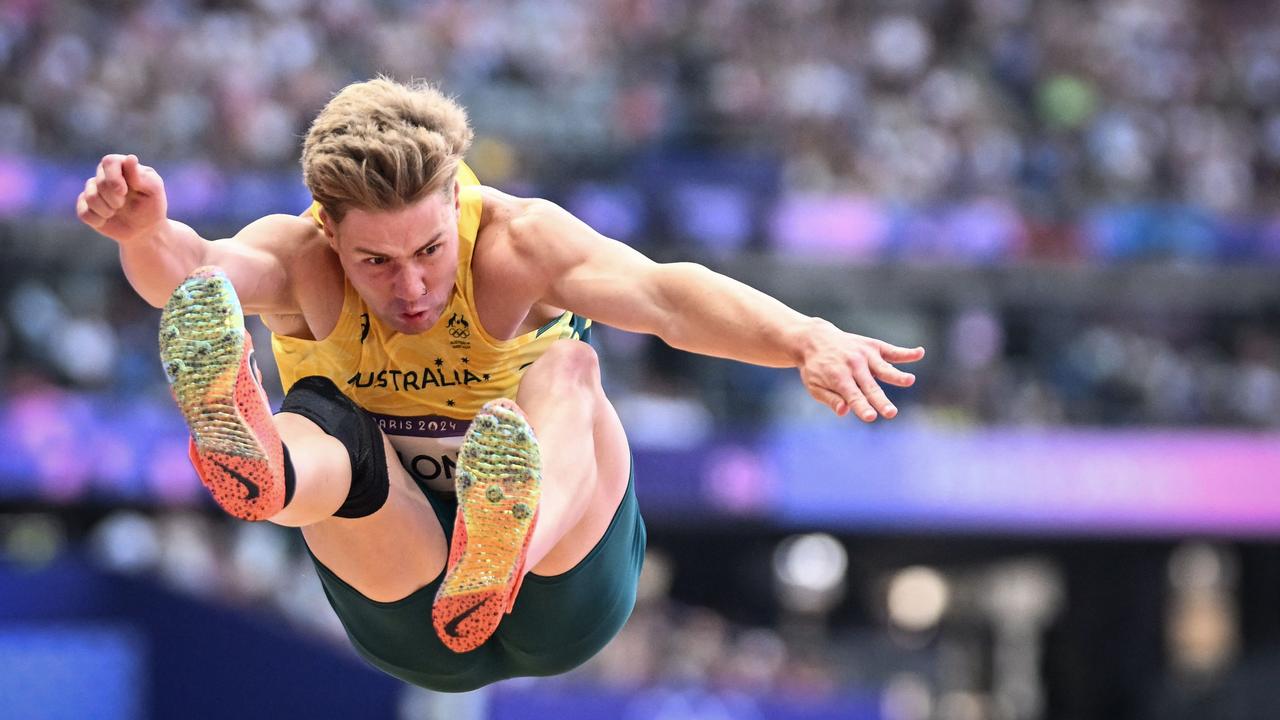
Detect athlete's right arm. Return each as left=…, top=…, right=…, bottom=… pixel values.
left=76, top=154, right=300, bottom=314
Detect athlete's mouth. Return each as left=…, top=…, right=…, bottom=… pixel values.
left=400, top=309, right=428, bottom=322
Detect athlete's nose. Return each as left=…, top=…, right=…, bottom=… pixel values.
left=392, top=266, right=427, bottom=302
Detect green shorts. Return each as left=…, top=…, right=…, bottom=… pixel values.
left=304, top=462, right=646, bottom=693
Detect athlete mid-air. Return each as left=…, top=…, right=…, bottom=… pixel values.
left=75, top=77, right=924, bottom=691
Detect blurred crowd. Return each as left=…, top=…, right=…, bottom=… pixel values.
left=908, top=306, right=1280, bottom=428
left=4, top=3, right=1280, bottom=719
left=4, top=0, right=1280, bottom=217
left=4, top=264, right=1280, bottom=430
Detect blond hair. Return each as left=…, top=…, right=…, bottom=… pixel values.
left=302, top=77, right=474, bottom=223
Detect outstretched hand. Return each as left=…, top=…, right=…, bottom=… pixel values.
left=76, top=154, right=168, bottom=244
left=798, top=322, right=925, bottom=421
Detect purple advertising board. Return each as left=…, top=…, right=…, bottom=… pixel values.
left=3, top=390, right=1279, bottom=536
left=765, top=424, right=1280, bottom=536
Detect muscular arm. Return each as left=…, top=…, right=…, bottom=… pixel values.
left=550, top=251, right=819, bottom=367
left=509, top=200, right=925, bottom=421
left=118, top=215, right=301, bottom=313
left=79, top=154, right=302, bottom=314
left=612, top=261, right=825, bottom=368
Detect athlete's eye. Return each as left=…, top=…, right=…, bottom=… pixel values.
left=365, top=257, right=387, bottom=266
left=419, top=244, right=440, bottom=257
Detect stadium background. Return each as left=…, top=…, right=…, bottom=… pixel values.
left=2, top=0, right=1280, bottom=718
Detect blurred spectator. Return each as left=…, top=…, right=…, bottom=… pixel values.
left=5, top=262, right=1280, bottom=429
left=2, top=0, right=1277, bottom=212
left=4, top=3, right=1280, bottom=718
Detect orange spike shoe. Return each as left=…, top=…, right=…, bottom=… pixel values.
left=432, top=400, right=542, bottom=653
left=159, top=267, right=286, bottom=522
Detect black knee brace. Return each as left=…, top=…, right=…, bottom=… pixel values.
left=280, top=376, right=390, bottom=519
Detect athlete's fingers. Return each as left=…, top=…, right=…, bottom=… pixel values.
left=120, top=154, right=155, bottom=194
left=98, top=154, right=127, bottom=195
left=831, top=373, right=876, bottom=422
left=877, top=342, right=926, bottom=363
left=76, top=193, right=106, bottom=228
left=845, top=390, right=877, bottom=423
left=853, top=363, right=896, bottom=419
left=101, top=177, right=126, bottom=210
left=807, top=384, right=848, bottom=416
left=83, top=178, right=114, bottom=218
left=871, top=359, right=916, bottom=388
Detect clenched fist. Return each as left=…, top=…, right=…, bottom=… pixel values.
left=76, top=154, right=168, bottom=244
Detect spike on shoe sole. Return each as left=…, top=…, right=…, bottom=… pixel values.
left=432, top=400, right=542, bottom=653
left=160, top=267, right=285, bottom=521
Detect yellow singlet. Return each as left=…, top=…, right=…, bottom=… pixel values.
left=270, top=163, right=591, bottom=488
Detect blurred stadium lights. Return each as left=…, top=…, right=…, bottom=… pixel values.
left=1166, top=542, right=1239, bottom=677
left=635, top=549, right=674, bottom=604
left=982, top=561, right=1063, bottom=720
left=88, top=511, right=161, bottom=576
left=1168, top=541, right=1237, bottom=594
left=227, top=522, right=292, bottom=599
left=154, top=513, right=221, bottom=596
left=936, top=690, right=990, bottom=720
left=1, top=514, right=66, bottom=568
left=980, top=560, right=1064, bottom=632
left=399, top=685, right=489, bottom=720
left=772, top=533, right=848, bottom=614
left=880, top=671, right=934, bottom=720
left=886, top=565, right=951, bottom=635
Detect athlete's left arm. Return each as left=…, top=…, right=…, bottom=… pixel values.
left=510, top=200, right=925, bottom=422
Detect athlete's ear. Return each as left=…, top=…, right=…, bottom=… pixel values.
left=318, top=207, right=339, bottom=250
left=453, top=178, right=461, bottom=214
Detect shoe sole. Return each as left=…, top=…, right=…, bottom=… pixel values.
left=432, top=400, right=541, bottom=653
left=159, top=267, right=284, bottom=521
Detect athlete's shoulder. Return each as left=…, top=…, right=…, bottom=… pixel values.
left=477, top=188, right=566, bottom=254
left=229, top=212, right=324, bottom=256
left=235, top=212, right=340, bottom=305
left=259, top=214, right=344, bottom=339
left=233, top=212, right=329, bottom=281
left=466, top=188, right=559, bottom=308
left=476, top=186, right=544, bottom=230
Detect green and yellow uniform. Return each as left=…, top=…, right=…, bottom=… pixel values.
left=271, top=164, right=645, bottom=691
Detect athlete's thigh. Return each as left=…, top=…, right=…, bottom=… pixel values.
left=528, top=390, right=632, bottom=577
left=301, top=432, right=448, bottom=603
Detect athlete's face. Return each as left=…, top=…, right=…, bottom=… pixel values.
left=326, top=184, right=461, bottom=335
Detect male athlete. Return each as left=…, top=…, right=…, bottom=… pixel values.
left=75, top=78, right=924, bottom=691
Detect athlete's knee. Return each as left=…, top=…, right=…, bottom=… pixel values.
left=279, top=376, right=390, bottom=519
left=526, top=340, right=600, bottom=387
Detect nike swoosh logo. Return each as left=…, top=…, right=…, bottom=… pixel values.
left=209, top=458, right=260, bottom=500
left=444, top=597, right=489, bottom=639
